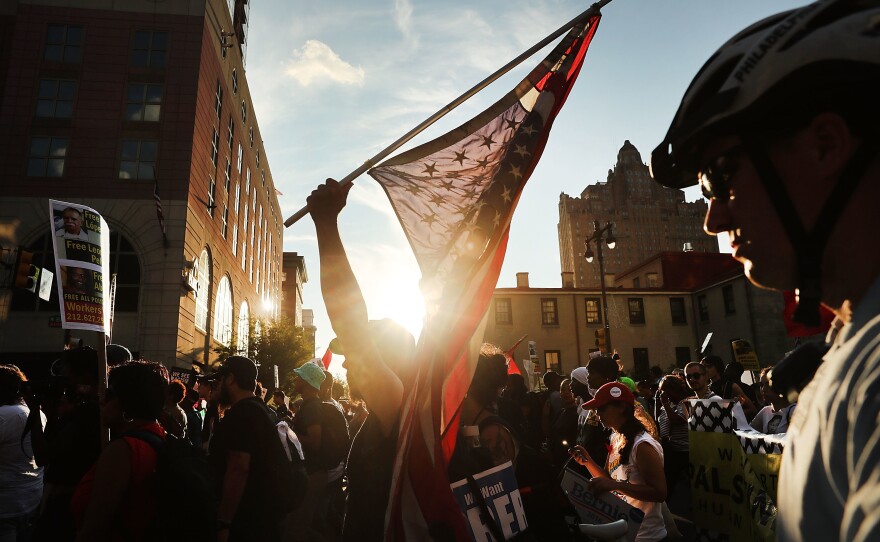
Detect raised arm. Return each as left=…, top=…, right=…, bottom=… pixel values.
left=307, top=179, right=403, bottom=435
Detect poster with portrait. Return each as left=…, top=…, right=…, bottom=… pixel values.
left=49, top=200, right=110, bottom=334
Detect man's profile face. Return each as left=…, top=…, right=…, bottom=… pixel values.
left=699, top=135, right=801, bottom=292
left=63, top=209, right=83, bottom=235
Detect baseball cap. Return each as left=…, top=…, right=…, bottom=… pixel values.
left=293, top=361, right=326, bottom=391
left=582, top=382, right=634, bottom=410
left=205, top=356, right=258, bottom=384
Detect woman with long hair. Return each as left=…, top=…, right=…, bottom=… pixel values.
left=71, top=361, right=169, bottom=542
left=571, top=382, right=668, bottom=542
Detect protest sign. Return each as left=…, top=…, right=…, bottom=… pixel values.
left=688, top=399, right=781, bottom=541
left=450, top=461, right=528, bottom=541
left=49, top=200, right=110, bottom=334
left=562, top=468, right=643, bottom=542
left=732, top=339, right=761, bottom=371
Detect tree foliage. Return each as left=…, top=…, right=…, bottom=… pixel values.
left=213, top=317, right=313, bottom=394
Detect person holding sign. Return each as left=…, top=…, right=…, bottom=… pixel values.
left=570, top=382, right=667, bottom=542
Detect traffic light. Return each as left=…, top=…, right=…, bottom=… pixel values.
left=595, top=328, right=607, bottom=352
left=14, top=249, right=40, bottom=293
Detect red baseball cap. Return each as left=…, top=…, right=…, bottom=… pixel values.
left=582, top=381, right=634, bottom=410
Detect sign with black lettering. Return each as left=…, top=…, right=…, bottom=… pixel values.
left=561, top=469, right=642, bottom=542
left=450, top=461, right=527, bottom=541
left=49, top=200, right=110, bottom=334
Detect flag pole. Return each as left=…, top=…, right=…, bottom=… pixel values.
left=284, top=0, right=613, bottom=227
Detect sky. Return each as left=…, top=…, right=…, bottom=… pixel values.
left=243, top=0, right=806, bottom=367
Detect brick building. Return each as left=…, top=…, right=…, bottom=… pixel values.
left=0, top=0, right=291, bottom=373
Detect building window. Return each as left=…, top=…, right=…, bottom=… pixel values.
left=242, top=203, right=249, bottom=237
left=670, top=297, right=687, bottom=325
left=237, top=143, right=243, bottom=174
left=241, top=100, right=247, bottom=123
left=221, top=204, right=229, bottom=238
left=232, top=224, right=238, bottom=256
left=633, top=277, right=641, bottom=288
left=214, top=80, right=223, bottom=119
left=249, top=126, right=254, bottom=148
left=232, top=69, right=238, bottom=94
left=234, top=181, right=241, bottom=212
left=28, top=136, right=68, bottom=177
left=224, top=159, right=232, bottom=192
left=213, top=276, right=233, bottom=346
left=544, top=351, right=561, bottom=373
left=227, top=114, right=234, bottom=148
left=131, top=31, right=167, bottom=68
left=211, top=128, right=220, bottom=167
left=118, top=140, right=157, bottom=180
left=237, top=301, right=249, bottom=355
left=698, top=294, right=709, bottom=322
left=541, top=298, right=558, bottom=325
left=632, top=348, right=649, bottom=380
left=495, top=298, right=512, bottom=325
left=585, top=297, right=601, bottom=324
left=207, top=176, right=216, bottom=217
left=194, top=249, right=210, bottom=332
left=255, top=149, right=260, bottom=168
left=646, top=272, right=659, bottom=288
left=36, top=79, right=75, bottom=118
left=45, top=24, right=83, bottom=63
left=675, top=347, right=691, bottom=368
left=125, top=83, right=162, bottom=121
left=723, top=285, right=736, bottom=315
left=628, top=298, right=645, bottom=324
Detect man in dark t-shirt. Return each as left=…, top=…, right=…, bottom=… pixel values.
left=208, top=356, right=284, bottom=542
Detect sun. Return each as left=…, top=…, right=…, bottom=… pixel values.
left=371, top=286, right=425, bottom=342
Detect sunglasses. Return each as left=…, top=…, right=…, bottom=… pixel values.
left=698, top=145, right=745, bottom=203
left=685, top=373, right=705, bottom=380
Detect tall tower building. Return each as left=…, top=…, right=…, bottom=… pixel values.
left=559, top=141, right=716, bottom=288
left=0, top=0, right=287, bottom=372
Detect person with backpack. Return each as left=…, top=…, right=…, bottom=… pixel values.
left=70, top=360, right=169, bottom=542
left=291, top=361, right=348, bottom=542
left=208, top=356, right=291, bottom=542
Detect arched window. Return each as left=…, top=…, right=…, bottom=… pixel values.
left=194, top=249, right=210, bottom=331
left=213, top=276, right=233, bottom=346
left=236, top=301, right=249, bottom=355
left=11, top=230, right=141, bottom=313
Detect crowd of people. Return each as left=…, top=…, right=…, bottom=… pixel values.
left=1, top=0, right=878, bottom=540
left=0, top=343, right=794, bottom=542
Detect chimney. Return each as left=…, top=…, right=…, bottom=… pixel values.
left=561, top=272, right=574, bottom=288
left=516, top=272, right=530, bottom=289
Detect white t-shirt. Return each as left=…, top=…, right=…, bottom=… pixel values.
left=778, top=276, right=880, bottom=541
left=0, top=404, right=46, bottom=518
left=607, top=431, right=667, bottom=542
left=750, top=404, right=796, bottom=435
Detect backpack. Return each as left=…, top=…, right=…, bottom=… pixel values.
left=126, top=431, right=217, bottom=542
left=318, top=401, right=351, bottom=470
left=276, top=421, right=309, bottom=513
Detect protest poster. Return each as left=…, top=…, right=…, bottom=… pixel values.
left=732, top=339, right=761, bottom=371
left=561, top=468, right=643, bottom=542
left=688, top=399, right=781, bottom=542
left=450, top=461, right=528, bottom=541
left=49, top=200, right=110, bottom=334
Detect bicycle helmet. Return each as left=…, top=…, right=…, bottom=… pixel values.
left=650, top=0, right=880, bottom=324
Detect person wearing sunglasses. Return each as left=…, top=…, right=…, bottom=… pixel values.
left=683, top=363, right=715, bottom=401
left=650, top=2, right=880, bottom=539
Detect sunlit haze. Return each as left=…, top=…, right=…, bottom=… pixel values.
left=245, top=0, right=801, bottom=358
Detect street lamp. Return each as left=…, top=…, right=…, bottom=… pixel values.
left=584, top=220, right=615, bottom=353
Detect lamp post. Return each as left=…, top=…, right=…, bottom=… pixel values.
left=584, top=220, right=616, bottom=354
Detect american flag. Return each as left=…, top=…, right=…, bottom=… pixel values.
left=154, top=179, right=168, bottom=246
left=370, top=13, right=602, bottom=539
